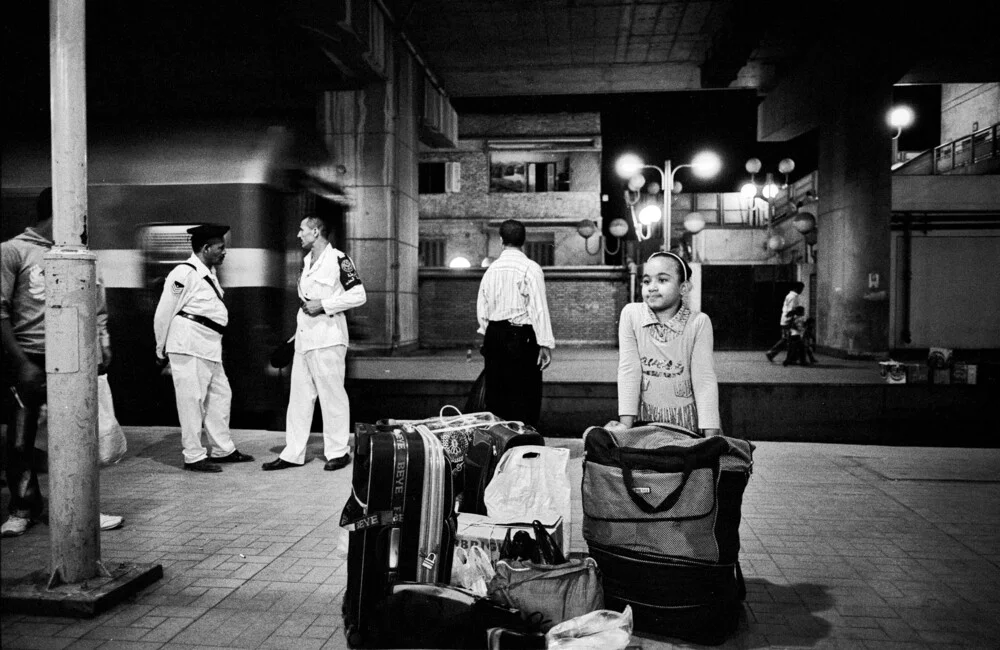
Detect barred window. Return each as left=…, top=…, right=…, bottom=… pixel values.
left=419, top=238, right=446, bottom=267
left=525, top=236, right=554, bottom=267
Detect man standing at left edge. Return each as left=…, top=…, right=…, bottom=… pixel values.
left=154, top=224, right=254, bottom=473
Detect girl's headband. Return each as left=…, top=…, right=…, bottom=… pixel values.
left=647, top=251, right=691, bottom=283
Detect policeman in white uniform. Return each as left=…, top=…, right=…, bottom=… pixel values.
left=153, top=224, right=254, bottom=472
left=262, top=215, right=366, bottom=472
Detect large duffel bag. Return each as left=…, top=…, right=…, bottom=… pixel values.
left=582, top=424, right=753, bottom=645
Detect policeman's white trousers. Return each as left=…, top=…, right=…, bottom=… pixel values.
left=168, top=353, right=237, bottom=464
left=281, top=344, right=350, bottom=465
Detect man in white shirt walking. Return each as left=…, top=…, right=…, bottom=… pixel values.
left=477, top=219, right=554, bottom=426
left=766, top=281, right=805, bottom=363
left=262, top=214, right=366, bottom=472
left=153, top=224, right=254, bottom=473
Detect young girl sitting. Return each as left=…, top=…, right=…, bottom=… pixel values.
left=606, top=252, right=721, bottom=437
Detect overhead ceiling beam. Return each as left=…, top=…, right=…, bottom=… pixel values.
left=699, top=1, right=767, bottom=89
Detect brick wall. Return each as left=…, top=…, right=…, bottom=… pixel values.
left=418, top=267, right=630, bottom=348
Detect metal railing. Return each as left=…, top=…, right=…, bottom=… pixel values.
left=934, top=123, right=998, bottom=174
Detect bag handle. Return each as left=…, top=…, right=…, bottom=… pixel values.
left=531, top=520, right=566, bottom=565
left=439, top=404, right=463, bottom=418
left=617, top=448, right=697, bottom=514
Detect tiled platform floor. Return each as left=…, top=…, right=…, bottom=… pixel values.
left=3, top=426, right=999, bottom=649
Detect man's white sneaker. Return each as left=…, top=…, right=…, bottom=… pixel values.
left=1, top=515, right=31, bottom=537
left=100, top=513, right=124, bottom=531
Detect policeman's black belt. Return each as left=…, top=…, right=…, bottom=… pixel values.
left=177, top=311, right=227, bottom=335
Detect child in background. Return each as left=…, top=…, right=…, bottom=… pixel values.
left=606, top=252, right=721, bottom=437
left=783, top=305, right=808, bottom=366
left=803, top=317, right=818, bottom=365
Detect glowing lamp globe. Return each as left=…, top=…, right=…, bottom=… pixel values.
left=448, top=256, right=471, bottom=269
left=627, top=174, right=646, bottom=192
left=762, top=182, right=780, bottom=200
left=740, top=182, right=758, bottom=199
left=792, top=212, right=816, bottom=234
left=744, top=158, right=762, bottom=174
left=766, top=235, right=786, bottom=251
left=646, top=182, right=661, bottom=195
left=887, top=106, right=915, bottom=130
left=691, top=151, right=722, bottom=179
left=683, top=211, right=706, bottom=234
left=608, top=218, right=630, bottom=238
left=778, top=158, right=795, bottom=175
left=616, top=154, right=644, bottom=179
left=638, top=205, right=662, bottom=226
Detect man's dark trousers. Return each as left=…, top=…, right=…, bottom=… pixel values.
left=3, top=353, right=45, bottom=519
left=482, top=321, right=542, bottom=426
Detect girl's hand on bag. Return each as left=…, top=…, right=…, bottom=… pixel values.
left=603, top=420, right=626, bottom=432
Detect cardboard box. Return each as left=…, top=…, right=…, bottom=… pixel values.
left=904, top=362, right=929, bottom=384
left=454, top=513, right=564, bottom=565
left=951, top=363, right=978, bottom=385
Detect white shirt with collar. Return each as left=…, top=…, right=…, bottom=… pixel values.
left=476, top=248, right=555, bottom=349
left=153, top=254, right=228, bottom=362
left=295, top=243, right=367, bottom=352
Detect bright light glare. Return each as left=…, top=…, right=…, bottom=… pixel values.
left=887, top=106, right=915, bottom=130
left=690, top=151, right=722, bottom=179
left=740, top=182, right=759, bottom=199
left=762, top=182, right=780, bottom=200
left=616, top=154, right=644, bottom=179
left=448, top=256, right=471, bottom=269
left=638, top=205, right=662, bottom=225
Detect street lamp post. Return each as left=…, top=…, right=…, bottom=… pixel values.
left=616, top=152, right=721, bottom=252
left=887, top=105, right=915, bottom=167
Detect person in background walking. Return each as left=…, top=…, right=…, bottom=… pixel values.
left=476, top=219, right=554, bottom=426
left=783, top=306, right=809, bottom=367
left=766, top=281, right=805, bottom=363
left=262, top=213, right=366, bottom=472
left=1, top=187, right=124, bottom=536
left=153, top=223, right=254, bottom=473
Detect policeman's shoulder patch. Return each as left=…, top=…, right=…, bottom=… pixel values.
left=171, top=280, right=185, bottom=294
left=338, top=255, right=362, bottom=290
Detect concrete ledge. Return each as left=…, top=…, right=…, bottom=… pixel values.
left=1, top=562, right=163, bottom=618
left=348, top=378, right=998, bottom=445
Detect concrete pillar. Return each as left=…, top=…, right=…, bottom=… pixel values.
left=47, top=0, right=100, bottom=585
left=815, top=48, right=894, bottom=357
left=322, top=41, right=422, bottom=353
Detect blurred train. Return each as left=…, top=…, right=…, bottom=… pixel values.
left=1, top=119, right=350, bottom=429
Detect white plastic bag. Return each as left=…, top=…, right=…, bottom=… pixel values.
left=484, top=446, right=571, bottom=549
left=546, top=606, right=633, bottom=650
left=98, top=375, right=127, bottom=466
left=450, top=545, right=495, bottom=596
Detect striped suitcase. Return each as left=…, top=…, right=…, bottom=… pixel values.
left=341, top=423, right=456, bottom=647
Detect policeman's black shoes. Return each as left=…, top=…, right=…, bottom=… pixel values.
left=214, top=450, right=255, bottom=463
left=261, top=458, right=303, bottom=471
left=324, top=454, right=351, bottom=471
left=184, top=459, right=223, bottom=473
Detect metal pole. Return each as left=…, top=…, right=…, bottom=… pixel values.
left=662, top=160, right=672, bottom=253
left=46, top=0, right=101, bottom=585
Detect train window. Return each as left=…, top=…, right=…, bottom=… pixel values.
left=419, top=238, right=446, bottom=267
left=139, top=224, right=199, bottom=284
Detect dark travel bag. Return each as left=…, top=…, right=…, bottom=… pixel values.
left=341, top=423, right=456, bottom=647
left=582, top=423, right=754, bottom=645
left=460, top=422, right=545, bottom=515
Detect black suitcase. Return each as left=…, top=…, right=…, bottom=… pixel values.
left=341, top=423, right=457, bottom=648
left=459, top=422, right=545, bottom=515
left=582, top=424, right=754, bottom=646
